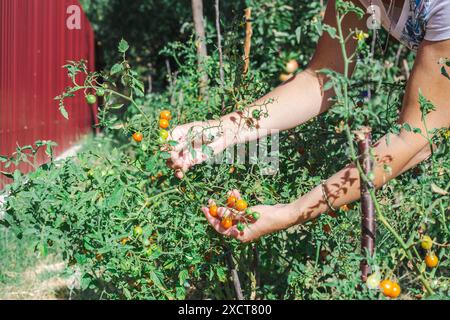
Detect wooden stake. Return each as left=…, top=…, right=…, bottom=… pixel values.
left=191, top=0, right=209, bottom=98
left=355, top=127, right=376, bottom=281
left=215, top=0, right=226, bottom=114
left=243, top=8, right=252, bottom=76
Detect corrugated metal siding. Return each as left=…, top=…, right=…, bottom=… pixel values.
left=0, top=0, right=97, bottom=189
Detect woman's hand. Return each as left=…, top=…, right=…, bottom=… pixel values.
left=167, top=120, right=228, bottom=176
left=201, top=190, right=300, bottom=243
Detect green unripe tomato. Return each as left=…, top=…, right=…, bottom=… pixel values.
left=86, top=94, right=97, bottom=105
left=96, top=88, right=105, bottom=97
left=366, top=272, right=381, bottom=290
left=159, top=129, right=169, bottom=140
left=237, top=222, right=245, bottom=232
left=421, top=235, right=433, bottom=250
left=133, top=225, right=143, bottom=238
left=252, top=109, right=261, bottom=120
left=252, top=212, right=260, bottom=220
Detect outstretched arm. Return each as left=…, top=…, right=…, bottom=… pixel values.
left=168, top=0, right=367, bottom=172
left=205, top=39, right=450, bottom=242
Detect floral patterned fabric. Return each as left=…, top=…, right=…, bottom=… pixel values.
left=359, top=0, right=450, bottom=51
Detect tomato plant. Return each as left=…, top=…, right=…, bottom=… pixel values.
left=1, top=0, right=448, bottom=301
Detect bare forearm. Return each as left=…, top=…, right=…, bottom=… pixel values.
left=287, top=132, right=429, bottom=223
left=219, top=69, right=328, bottom=145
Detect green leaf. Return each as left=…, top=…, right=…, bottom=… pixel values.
left=111, top=63, right=124, bottom=75
left=59, top=105, right=69, bottom=120
left=118, top=39, right=129, bottom=53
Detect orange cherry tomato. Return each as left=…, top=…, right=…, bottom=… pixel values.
left=132, top=132, right=143, bottom=142
left=209, top=205, right=218, bottom=218
left=235, top=199, right=248, bottom=212
left=159, top=119, right=169, bottom=129
left=226, top=196, right=237, bottom=208
left=425, top=253, right=439, bottom=268
left=380, top=279, right=394, bottom=297
left=390, top=282, right=401, bottom=298
left=340, top=204, right=350, bottom=212
left=221, top=217, right=233, bottom=229
left=160, top=110, right=172, bottom=120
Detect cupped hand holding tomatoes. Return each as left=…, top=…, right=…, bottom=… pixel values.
left=201, top=189, right=297, bottom=243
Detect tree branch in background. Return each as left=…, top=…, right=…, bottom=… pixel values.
left=191, top=0, right=209, bottom=99
left=243, top=8, right=252, bottom=76
left=214, top=0, right=226, bottom=114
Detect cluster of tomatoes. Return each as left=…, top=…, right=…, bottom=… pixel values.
left=421, top=235, right=439, bottom=268
left=279, top=59, right=299, bottom=82
left=85, top=86, right=107, bottom=106
left=119, top=225, right=158, bottom=257
left=208, top=192, right=259, bottom=232
left=366, top=235, right=440, bottom=299
left=132, top=110, right=172, bottom=143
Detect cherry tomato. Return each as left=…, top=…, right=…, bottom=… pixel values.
left=120, top=237, right=130, bottom=245
left=252, top=211, right=260, bottom=220
left=340, top=204, right=350, bottom=212
left=421, top=235, right=433, bottom=250
left=390, top=282, right=401, bottom=298
left=252, top=110, right=261, bottom=120
left=160, top=110, right=172, bottom=120
left=425, top=253, right=439, bottom=268
left=235, top=199, right=248, bottom=212
left=209, top=205, right=218, bottom=217
left=133, top=225, right=143, bottom=237
left=366, top=273, right=381, bottom=290
left=132, top=132, right=143, bottom=142
left=221, top=217, right=233, bottom=229
left=159, top=129, right=169, bottom=140
left=237, top=222, right=245, bottom=232
left=96, top=88, right=105, bottom=97
left=226, top=196, right=237, bottom=208
left=380, top=279, right=394, bottom=297
left=86, top=94, right=97, bottom=105
left=159, top=119, right=169, bottom=129
left=285, top=59, right=299, bottom=73
left=279, top=73, right=293, bottom=82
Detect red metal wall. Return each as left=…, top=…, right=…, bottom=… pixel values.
left=0, top=0, right=97, bottom=189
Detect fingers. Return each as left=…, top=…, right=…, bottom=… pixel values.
left=227, top=189, right=242, bottom=199
left=202, top=206, right=246, bottom=240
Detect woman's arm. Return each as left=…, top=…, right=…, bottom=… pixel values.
left=168, top=0, right=367, bottom=172
left=204, top=39, right=450, bottom=242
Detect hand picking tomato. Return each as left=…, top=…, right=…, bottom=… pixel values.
left=160, top=110, right=172, bottom=120
left=159, top=119, right=169, bottom=129
left=425, top=253, right=439, bottom=268
left=209, top=205, right=218, bottom=218
left=235, top=199, right=248, bottom=212
left=221, top=217, right=233, bottom=230
left=421, top=235, right=433, bottom=250
left=132, top=132, right=143, bottom=142
left=86, top=94, right=97, bottom=105
left=226, top=196, right=237, bottom=208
